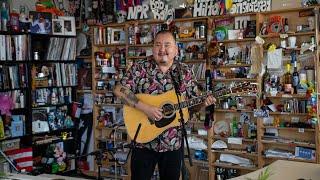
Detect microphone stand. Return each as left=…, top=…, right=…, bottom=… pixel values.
left=170, top=68, right=192, bottom=180
left=205, top=69, right=214, bottom=129
left=72, top=124, right=141, bottom=180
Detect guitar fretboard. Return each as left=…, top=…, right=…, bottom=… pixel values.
left=173, top=88, right=233, bottom=110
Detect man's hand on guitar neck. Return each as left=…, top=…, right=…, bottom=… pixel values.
left=114, top=85, right=163, bottom=121
left=192, top=95, right=216, bottom=112
left=204, top=95, right=216, bottom=107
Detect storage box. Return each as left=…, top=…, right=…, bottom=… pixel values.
left=34, top=77, right=48, bottom=87
left=0, top=139, right=20, bottom=151
left=272, top=0, right=302, bottom=10
left=295, top=146, right=316, bottom=160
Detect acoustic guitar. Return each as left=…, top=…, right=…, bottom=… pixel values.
left=123, top=82, right=257, bottom=143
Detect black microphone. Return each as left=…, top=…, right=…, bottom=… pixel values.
left=204, top=69, right=214, bottom=129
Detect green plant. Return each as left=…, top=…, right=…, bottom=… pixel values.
left=246, top=167, right=272, bottom=180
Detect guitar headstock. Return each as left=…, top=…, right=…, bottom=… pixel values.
left=231, top=82, right=258, bottom=95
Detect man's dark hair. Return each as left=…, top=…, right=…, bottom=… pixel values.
left=155, top=30, right=176, bottom=43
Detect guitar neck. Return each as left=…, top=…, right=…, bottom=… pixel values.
left=174, top=88, right=233, bottom=110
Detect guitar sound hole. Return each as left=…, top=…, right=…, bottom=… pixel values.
left=162, top=103, right=175, bottom=117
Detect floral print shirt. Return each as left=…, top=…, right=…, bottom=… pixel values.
left=120, top=58, right=199, bottom=152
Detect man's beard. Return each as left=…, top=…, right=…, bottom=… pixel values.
left=159, top=55, right=168, bottom=64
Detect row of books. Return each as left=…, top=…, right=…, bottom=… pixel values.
left=191, top=63, right=206, bottom=80
left=0, top=35, right=28, bottom=61
left=0, top=64, right=28, bottom=89
left=46, top=38, right=77, bottom=60
left=32, top=87, right=72, bottom=107
left=93, top=27, right=107, bottom=45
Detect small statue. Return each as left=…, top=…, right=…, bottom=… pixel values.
left=19, top=6, right=31, bottom=32
left=64, top=115, right=74, bottom=128
left=260, top=22, right=268, bottom=35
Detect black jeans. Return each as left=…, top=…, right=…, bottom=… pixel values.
left=131, top=147, right=182, bottom=180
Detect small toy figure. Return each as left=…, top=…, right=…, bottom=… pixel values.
left=64, top=116, right=74, bottom=128
left=53, top=144, right=66, bottom=171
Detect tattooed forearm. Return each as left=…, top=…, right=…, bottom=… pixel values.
left=120, top=97, right=130, bottom=106
left=127, top=91, right=139, bottom=104
left=116, top=86, right=139, bottom=107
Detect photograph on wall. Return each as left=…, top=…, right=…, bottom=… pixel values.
left=52, top=19, right=64, bottom=35
left=29, top=11, right=52, bottom=34
left=58, top=16, right=76, bottom=36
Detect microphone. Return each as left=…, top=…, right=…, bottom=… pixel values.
left=204, top=69, right=214, bottom=129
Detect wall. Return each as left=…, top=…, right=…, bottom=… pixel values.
left=271, top=0, right=302, bottom=10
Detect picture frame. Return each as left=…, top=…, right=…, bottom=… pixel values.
left=102, top=106, right=116, bottom=124
left=110, top=28, right=125, bottom=44
left=11, top=0, right=37, bottom=14
left=29, top=11, right=52, bottom=34
left=52, top=19, right=64, bottom=35
left=58, top=16, right=76, bottom=36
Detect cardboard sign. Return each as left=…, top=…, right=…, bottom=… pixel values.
left=150, top=0, right=174, bottom=20
left=127, top=4, right=149, bottom=20
left=193, top=0, right=225, bottom=17
left=230, top=0, right=271, bottom=14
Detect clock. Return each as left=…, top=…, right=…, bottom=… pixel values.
left=213, top=120, right=230, bottom=136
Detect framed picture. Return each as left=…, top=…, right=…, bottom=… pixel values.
left=110, top=28, right=125, bottom=44
left=11, top=0, right=37, bottom=14
left=52, top=19, right=64, bottom=35
left=29, top=11, right=52, bottom=34
left=58, top=16, right=76, bottom=36
left=102, top=106, right=116, bottom=124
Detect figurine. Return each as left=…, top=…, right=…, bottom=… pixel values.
left=260, top=21, right=268, bottom=35
left=53, top=144, right=66, bottom=171
left=64, top=116, right=74, bottom=128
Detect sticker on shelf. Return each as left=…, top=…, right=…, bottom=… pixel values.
left=298, top=128, right=305, bottom=133
left=227, top=137, right=242, bottom=145
left=102, top=66, right=116, bottom=74
left=253, top=109, right=269, bottom=117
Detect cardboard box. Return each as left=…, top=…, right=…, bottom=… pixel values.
left=0, top=139, right=20, bottom=151
left=272, top=0, right=302, bottom=10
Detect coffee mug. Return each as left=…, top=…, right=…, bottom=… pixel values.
left=280, top=40, right=286, bottom=48
left=288, top=36, right=297, bottom=48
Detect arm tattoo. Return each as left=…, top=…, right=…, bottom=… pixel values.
left=127, top=91, right=139, bottom=104
left=120, top=97, right=130, bottom=106
left=119, top=87, right=139, bottom=107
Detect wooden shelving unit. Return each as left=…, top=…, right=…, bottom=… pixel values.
left=89, top=5, right=320, bottom=180
left=91, top=23, right=130, bottom=179
left=209, top=5, right=320, bottom=180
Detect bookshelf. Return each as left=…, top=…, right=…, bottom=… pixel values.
left=0, top=34, right=29, bottom=153
left=0, top=31, right=78, bottom=174
left=30, top=33, right=78, bottom=174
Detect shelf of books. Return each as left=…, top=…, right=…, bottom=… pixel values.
left=0, top=31, right=78, bottom=174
